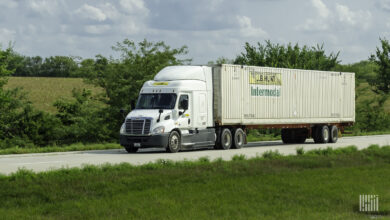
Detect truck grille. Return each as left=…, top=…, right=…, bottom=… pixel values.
left=125, top=118, right=151, bottom=135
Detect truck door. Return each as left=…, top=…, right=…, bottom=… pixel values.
left=177, top=94, right=192, bottom=129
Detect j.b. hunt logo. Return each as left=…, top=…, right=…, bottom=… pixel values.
left=249, top=71, right=281, bottom=97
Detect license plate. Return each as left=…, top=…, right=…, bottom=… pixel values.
left=134, top=143, right=141, bottom=147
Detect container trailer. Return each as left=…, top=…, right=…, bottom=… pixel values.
left=120, top=64, right=355, bottom=153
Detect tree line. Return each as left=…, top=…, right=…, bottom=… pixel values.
left=0, top=38, right=390, bottom=149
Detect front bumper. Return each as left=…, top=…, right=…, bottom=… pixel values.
left=120, top=134, right=169, bottom=148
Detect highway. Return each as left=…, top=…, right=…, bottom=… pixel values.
left=1, top=135, right=390, bottom=175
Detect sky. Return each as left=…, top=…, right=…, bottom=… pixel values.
left=0, top=0, right=389, bottom=64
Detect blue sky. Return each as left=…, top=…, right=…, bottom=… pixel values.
left=0, top=0, right=389, bottom=64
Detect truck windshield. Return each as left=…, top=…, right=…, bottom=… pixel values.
left=136, top=94, right=177, bottom=109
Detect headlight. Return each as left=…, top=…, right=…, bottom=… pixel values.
left=120, top=123, right=126, bottom=134
left=152, top=126, right=165, bottom=134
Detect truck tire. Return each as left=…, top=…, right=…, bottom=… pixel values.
left=296, top=128, right=308, bottom=143
left=166, top=131, right=181, bottom=153
left=220, top=128, right=232, bottom=150
left=312, top=126, right=321, bottom=143
left=232, top=128, right=245, bottom=149
left=317, top=125, right=330, bottom=143
left=295, top=135, right=306, bottom=143
left=281, top=129, right=293, bottom=144
left=125, top=145, right=138, bottom=153
left=329, top=125, right=338, bottom=143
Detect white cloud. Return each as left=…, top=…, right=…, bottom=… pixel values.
left=336, top=4, right=355, bottom=25
left=0, top=28, right=16, bottom=45
left=299, top=18, right=329, bottom=31
left=237, top=16, right=268, bottom=38
left=379, top=0, right=390, bottom=11
left=298, top=1, right=371, bottom=32
left=298, top=0, right=330, bottom=31
left=120, top=0, right=149, bottom=15
left=85, top=25, right=111, bottom=35
left=99, top=3, right=120, bottom=20
left=75, top=4, right=107, bottom=22
left=336, top=4, right=371, bottom=29
left=0, top=0, right=18, bottom=8
left=29, top=0, right=58, bottom=15
left=312, top=0, right=329, bottom=18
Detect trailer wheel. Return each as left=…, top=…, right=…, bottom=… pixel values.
left=281, top=129, right=293, bottom=144
left=295, top=128, right=308, bottom=143
left=329, top=125, right=338, bottom=143
left=166, top=131, right=181, bottom=153
left=295, top=135, right=306, bottom=144
left=125, top=145, right=138, bottom=153
left=312, top=126, right=321, bottom=143
left=317, top=125, right=330, bottom=143
left=232, top=128, right=245, bottom=149
left=220, top=128, right=232, bottom=150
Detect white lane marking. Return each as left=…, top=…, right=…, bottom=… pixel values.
left=16, top=161, right=65, bottom=165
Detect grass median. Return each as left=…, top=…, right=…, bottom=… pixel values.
left=0, top=145, right=390, bottom=219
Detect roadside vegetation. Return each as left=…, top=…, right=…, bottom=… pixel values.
left=1, top=38, right=390, bottom=151
left=0, top=145, right=389, bottom=219
left=0, top=143, right=120, bottom=155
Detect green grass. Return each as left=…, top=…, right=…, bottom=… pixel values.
left=4, top=77, right=103, bottom=113
left=0, top=145, right=390, bottom=219
left=0, top=143, right=121, bottom=155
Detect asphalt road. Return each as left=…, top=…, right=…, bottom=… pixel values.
left=1, top=135, right=390, bottom=175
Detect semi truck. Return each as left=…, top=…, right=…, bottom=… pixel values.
left=120, top=64, right=355, bottom=153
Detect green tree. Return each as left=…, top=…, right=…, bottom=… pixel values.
left=0, top=46, right=63, bottom=148
left=54, top=89, right=111, bottom=144
left=333, top=60, right=378, bottom=86
left=369, top=38, right=390, bottom=94
left=73, top=58, right=95, bottom=77
left=234, top=40, right=339, bottom=70
left=208, top=57, right=233, bottom=65
left=40, top=56, right=78, bottom=77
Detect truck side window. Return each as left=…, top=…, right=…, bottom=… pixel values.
left=178, top=95, right=189, bottom=110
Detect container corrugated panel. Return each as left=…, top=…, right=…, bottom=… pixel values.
left=213, top=64, right=355, bottom=125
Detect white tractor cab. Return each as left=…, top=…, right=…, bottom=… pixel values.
left=120, top=66, right=217, bottom=153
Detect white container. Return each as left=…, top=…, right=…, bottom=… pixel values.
left=213, top=64, right=355, bottom=126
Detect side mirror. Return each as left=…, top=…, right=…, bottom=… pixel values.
left=157, top=109, right=163, bottom=122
